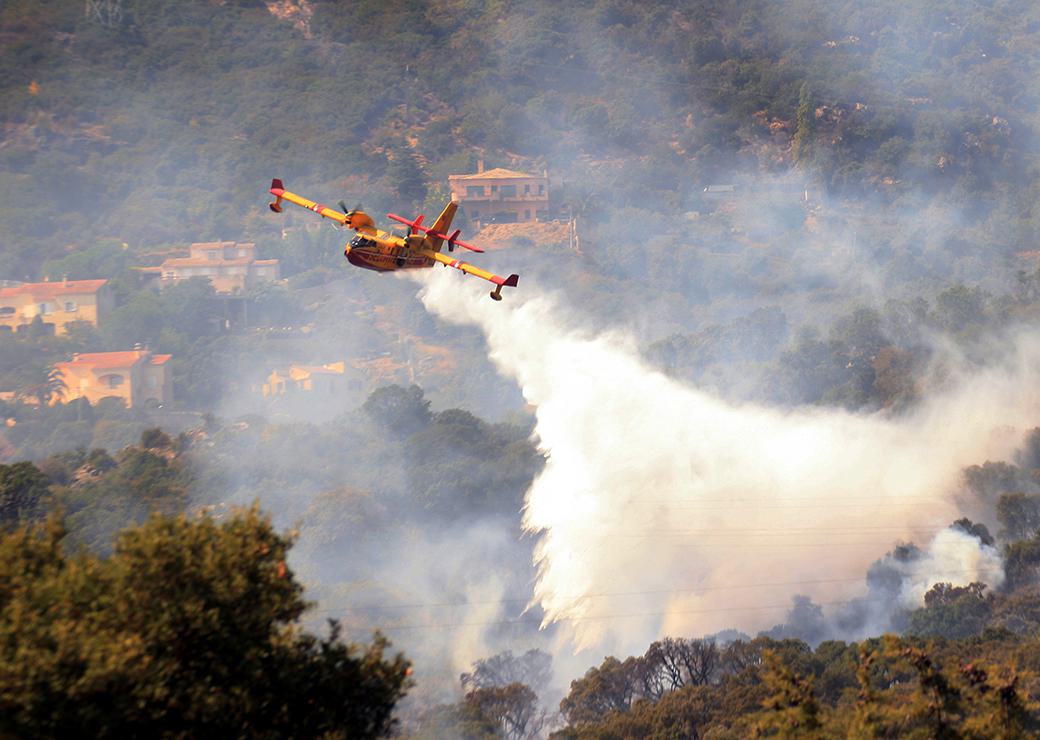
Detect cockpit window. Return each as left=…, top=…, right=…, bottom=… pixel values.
left=350, top=235, right=376, bottom=248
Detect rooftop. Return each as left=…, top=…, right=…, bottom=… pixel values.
left=59, top=350, right=152, bottom=370
left=450, top=167, right=539, bottom=181
left=160, top=257, right=256, bottom=268
left=0, top=279, right=108, bottom=299
left=191, top=240, right=247, bottom=250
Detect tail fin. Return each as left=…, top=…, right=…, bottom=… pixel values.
left=426, top=201, right=457, bottom=252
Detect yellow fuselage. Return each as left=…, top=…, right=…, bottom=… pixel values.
left=344, top=232, right=434, bottom=272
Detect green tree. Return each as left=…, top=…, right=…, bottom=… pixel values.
left=793, top=81, right=814, bottom=165
left=386, top=149, right=428, bottom=207
left=15, top=362, right=66, bottom=407
left=1003, top=536, right=1040, bottom=592
left=0, top=461, right=51, bottom=527
left=885, top=638, right=963, bottom=738
left=756, top=649, right=823, bottom=738
left=560, top=656, right=641, bottom=724
left=996, top=493, right=1040, bottom=541
left=462, top=649, right=553, bottom=694
left=362, top=384, right=432, bottom=438
left=907, top=582, right=993, bottom=640
left=465, top=683, right=544, bottom=740
left=0, top=508, right=410, bottom=737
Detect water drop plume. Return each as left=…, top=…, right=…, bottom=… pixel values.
left=415, top=270, right=1038, bottom=653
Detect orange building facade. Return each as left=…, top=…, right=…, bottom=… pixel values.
left=261, top=362, right=353, bottom=397
left=153, top=241, right=279, bottom=294
left=448, top=165, right=550, bottom=227
left=55, top=350, right=172, bottom=408
left=0, top=279, right=112, bottom=335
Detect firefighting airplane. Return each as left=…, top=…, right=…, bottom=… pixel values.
left=267, top=179, right=519, bottom=300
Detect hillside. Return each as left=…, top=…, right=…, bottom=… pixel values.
left=1, top=0, right=1038, bottom=291
left=7, top=1, right=1040, bottom=735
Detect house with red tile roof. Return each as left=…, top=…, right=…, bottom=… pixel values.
left=448, top=162, right=550, bottom=227
left=144, top=241, right=279, bottom=294
left=55, top=350, right=172, bottom=408
left=0, top=279, right=112, bottom=335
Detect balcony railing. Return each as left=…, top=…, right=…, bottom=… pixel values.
left=454, top=192, right=549, bottom=203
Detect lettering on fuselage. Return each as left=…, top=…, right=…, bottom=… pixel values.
left=346, top=248, right=432, bottom=272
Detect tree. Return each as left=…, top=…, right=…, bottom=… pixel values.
left=907, top=582, right=993, bottom=640
left=996, top=493, right=1040, bottom=542
left=643, top=637, right=720, bottom=694
left=461, top=649, right=553, bottom=694
left=951, top=517, right=994, bottom=546
left=362, top=384, right=432, bottom=438
left=1003, top=536, right=1040, bottom=592
left=963, top=461, right=1024, bottom=505
left=465, top=683, right=545, bottom=740
left=59, top=445, right=192, bottom=553
left=16, top=363, right=66, bottom=407
left=0, top=508, right=410, bottom=737
left=385, top=149, right=428, bottom=206
left=756, top=649, right=822, bottom=738
left=139, top=427, right=174, bottom=451
left=793, top=81, right=814, bottom=165
left=885, top=638, right=963, bottom=737
left=0, top=461, right=51, bottom=527
left=560, top=656, right=642, bottom=724
left=407, top=701, right=499, bottom=739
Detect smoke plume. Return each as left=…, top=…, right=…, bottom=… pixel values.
left=415, top=269, right=1038, bottom=656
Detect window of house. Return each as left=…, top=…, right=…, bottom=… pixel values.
left=148, top=376, right=158, bottom=388
left=525, top=210, right=531, bottom=220
left=538, top=184, right=545, bottom=195
left=466, top=186, right=484, bottom=197
left=0, top=307, right=15, bottom=316
left=524, top=184, right=531, bottom=194
left=39, top=302, right=53, bottom=315
left=471, top=210, right=480, bottom=220
left=103, top=374, right=124, bottom=388
left=64, top=301, right=77, bottom=312
left=500, top=185, right=517, bottom=198
left=491, top=185, right=498, bottom=193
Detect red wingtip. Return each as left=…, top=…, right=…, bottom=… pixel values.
left=504, top=274, right=519, bottom=288
left=270, top=178, right=285, bottom=194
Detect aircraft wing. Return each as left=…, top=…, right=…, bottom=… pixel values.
left=269, top=179, right=348, bottom=224
left=420, top=249, right=519, bottom=298
left=268, top=178, right=379, bottom=234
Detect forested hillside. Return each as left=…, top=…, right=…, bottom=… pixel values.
left=2, top=0, right=1039, bottom=287
left=6, top=0, right=1040, bottom=736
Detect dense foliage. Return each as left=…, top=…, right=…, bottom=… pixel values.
left=6, top=0, right=1040, bottom=733
left=538, top=633, right=1040, bottom=738
left=2, top=0, right=1039, bottom=287
left=0, top=507, right=410, bottom=737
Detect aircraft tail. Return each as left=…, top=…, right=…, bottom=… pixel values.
left=426, top=201, right=457, bottom=252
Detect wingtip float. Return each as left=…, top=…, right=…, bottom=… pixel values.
left=267, top=178, right=519, bottom=301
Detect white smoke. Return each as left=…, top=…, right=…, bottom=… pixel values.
left=895, top=528, right=1005, bottom=608
left=414, top=269, right=1037, bottom=656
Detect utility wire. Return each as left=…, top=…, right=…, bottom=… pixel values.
left=312, top=565, right=992, bottom=615
left=340, top=596, right=920, bottom=633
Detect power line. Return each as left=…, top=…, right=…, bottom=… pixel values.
left=614, top=526, right=949, bottom=534
left=314, top=565, right=992, bottom=615
left=342, top=596, right=914, bottom=633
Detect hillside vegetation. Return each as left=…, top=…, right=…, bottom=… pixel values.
left=1, top=0, right=1038, bottom=288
